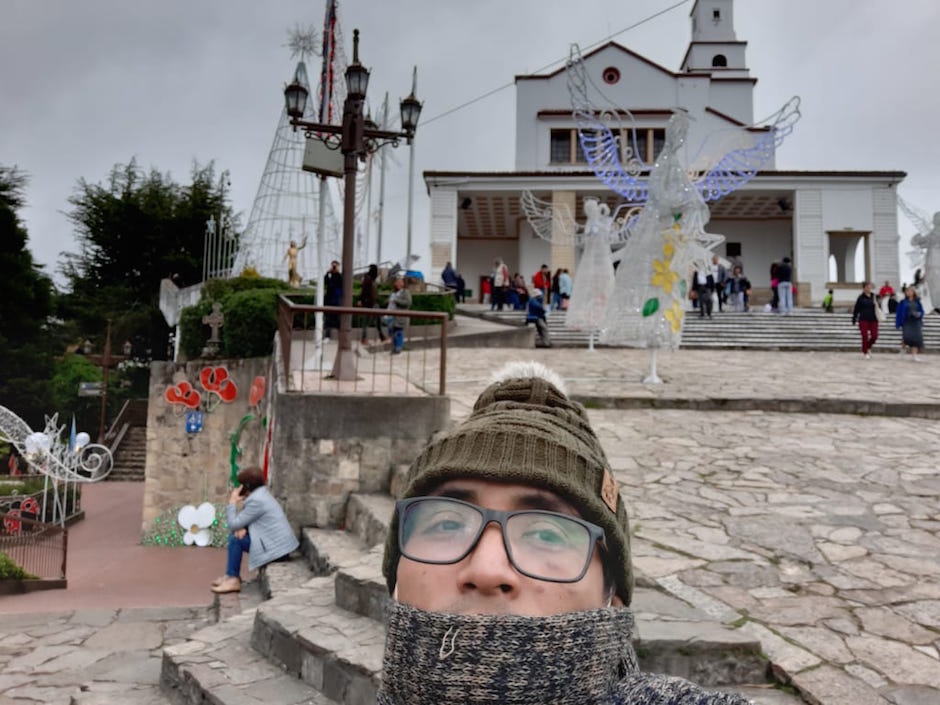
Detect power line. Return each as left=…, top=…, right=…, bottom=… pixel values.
left=420, top=0, right=692, bottom=128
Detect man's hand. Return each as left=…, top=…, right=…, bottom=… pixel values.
left=233, top=528, right=247, bottom=539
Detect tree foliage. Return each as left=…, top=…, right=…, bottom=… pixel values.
left=58, top=160, right=238, bottom=360
left=0, top=166, right=55, bottom=427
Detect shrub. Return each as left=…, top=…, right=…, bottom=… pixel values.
left=222, top=289, right=281, bottom=358
left=0, top=552, right=37, bottom=580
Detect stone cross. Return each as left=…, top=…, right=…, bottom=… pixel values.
left=202, top=302, right=224, bottom=343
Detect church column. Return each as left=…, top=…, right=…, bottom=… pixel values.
left=428, top=186, right=458, bottom=284
left=550, top=190, right=577, bottom=273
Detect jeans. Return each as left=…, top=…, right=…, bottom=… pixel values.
left=226, top=532, right=251, bottom=577
left=778, top=282, right=793, bottom=313
left=732, top=291, right=746, bottom=312
left=859, top=320, right=879, bottom=353
left=391, top=326, right=405, bottom=352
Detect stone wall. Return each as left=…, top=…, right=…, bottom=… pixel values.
left=142, top=354, right=451, bottom=537
left=268, top=392, right=450, bottom=532
left=142, top=357, right=272, bottom=535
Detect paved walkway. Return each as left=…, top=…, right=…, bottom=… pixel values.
left=435, top=346, right=940, bottom=705
left=1, top=342, right=938, bottom=704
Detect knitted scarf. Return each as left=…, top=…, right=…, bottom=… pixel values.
left=377, top=601, right=638, bottom=705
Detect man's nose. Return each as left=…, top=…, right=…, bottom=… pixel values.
left=456, top=522, right=520, bottom=596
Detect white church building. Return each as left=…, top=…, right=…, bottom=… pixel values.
left=423, top=0, right=904, bottom=306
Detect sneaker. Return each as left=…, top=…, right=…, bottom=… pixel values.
left=864, top=352, right=872, bottom=359
left=913, top=355, right=922, bottom=362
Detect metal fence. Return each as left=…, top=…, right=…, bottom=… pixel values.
left=277, top=296, right=448, bottom=396
left=0, top=512, right=68, bottom=584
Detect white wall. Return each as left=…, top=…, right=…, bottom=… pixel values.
left=713, top=219, right=793, bottom=285
left=822, top=189, right=874, bottom=232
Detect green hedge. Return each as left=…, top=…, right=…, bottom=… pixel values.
left=0, top=552, right=36, bottom=581
left=179, top=276, right=289, bottom=359
left=179, top=277, right=454, bottom=359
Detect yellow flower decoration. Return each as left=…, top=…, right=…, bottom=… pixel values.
left=664, top=300, right=684, bottom=333
left=651, top=259, right=679, bottom=293
left=662, top=240, right=675, bottom=260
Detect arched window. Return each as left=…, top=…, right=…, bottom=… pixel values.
left=712, top=54, right=728, bottom=68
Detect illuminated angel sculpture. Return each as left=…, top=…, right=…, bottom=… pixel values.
left=521, top=192, right=640, bottom=350
left=567, top=45, right=800, bottom=382
left=898, top=196, right=940, bottom=313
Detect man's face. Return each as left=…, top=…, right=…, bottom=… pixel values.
left=395, top=479, right=609, bottom=616
left=394, top=278, right=404, bottom=290
left=331, top=261, right=339, bottom=272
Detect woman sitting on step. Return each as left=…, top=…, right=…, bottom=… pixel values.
left=211, top=466, right=299, bottom=594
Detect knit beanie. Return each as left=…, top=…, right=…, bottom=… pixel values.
left=382, top=361, right=633, bottom=605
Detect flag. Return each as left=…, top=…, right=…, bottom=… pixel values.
left=68, top=415, right=77, bottom=453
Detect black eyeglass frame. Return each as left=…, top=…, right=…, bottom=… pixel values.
left=395, top=496, right=607, bottom=584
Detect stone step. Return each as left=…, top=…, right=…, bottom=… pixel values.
left=301, top=528, right=371, bottom=576
left=333, top=549, right=389, bottom=624
left=161, top=607, right=335, bottom=705
left=345, top=493, right=395, bottom=548
left=251, top=576, right=384, bottom=705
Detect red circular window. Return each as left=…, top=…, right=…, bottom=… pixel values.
left=602, top=66, right=621, bottom=85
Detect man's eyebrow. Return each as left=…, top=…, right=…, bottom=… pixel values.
left=512, top=492, right=572, bottom=514
left=432, top=486, right=575, bottom=516
left=433, top=487, right=476, bottom=503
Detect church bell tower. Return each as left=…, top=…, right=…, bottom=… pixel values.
left=681, top=0, right=750, bottom=79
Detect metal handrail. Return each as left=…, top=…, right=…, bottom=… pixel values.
left=277, top=295, right=449, bottom=395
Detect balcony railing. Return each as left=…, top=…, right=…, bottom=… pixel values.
left=277, top=295, right=448, bottom=396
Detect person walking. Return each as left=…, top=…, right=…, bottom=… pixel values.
left=379, top=361, right=752, bottom=704
left=526, top=290, right=552, bottom=347
left=852, top=281, right=880, bottom=359
left=776, top=257, right=793, bottom=314
left=727, top=264, right=750, bottom=312
left=896, top=286, right=925, bottom=361
left=323, top=260, right=343, bottom=338
left=694, top=268, right=714, bottom=318
left=386, top=275, right=412, bottom=355
left=491, top=258, right=510, bottom=311
left=711, top=255, right=728, bottom=312
left=357, top=264, right=386, bottom=345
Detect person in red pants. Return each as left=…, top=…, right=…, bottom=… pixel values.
left=852, top=281, right=881, bottom=359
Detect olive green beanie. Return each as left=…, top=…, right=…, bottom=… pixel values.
left=382, top=361, right=633, bottom=605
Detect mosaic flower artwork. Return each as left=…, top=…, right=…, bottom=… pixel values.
left=142, top=503, right=229, bottom=547
left=177, top=502, right=217, bottom=547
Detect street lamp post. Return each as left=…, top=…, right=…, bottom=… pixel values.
left=284, top=29, right=422, bottom=380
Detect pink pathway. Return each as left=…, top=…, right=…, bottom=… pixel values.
left=0, top=482, right=224, bottom=614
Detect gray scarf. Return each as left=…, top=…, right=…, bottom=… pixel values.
left=377, top=601, right=639, bottom=705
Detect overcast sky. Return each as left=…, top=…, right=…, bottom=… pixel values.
left=2, top=0, right=937, bottom=288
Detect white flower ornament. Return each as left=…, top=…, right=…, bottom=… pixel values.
left=177, top=502, right=216, bottom=547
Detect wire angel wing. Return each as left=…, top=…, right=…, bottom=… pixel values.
left=691, top=96, right=801, bottom=202
left=520, top=190, right=582, bottom=245
left=521, top=191, right=641, bottom=248
left=898, top=195, right=934, bottom=237
left=566, top=44, right=650, bottom=203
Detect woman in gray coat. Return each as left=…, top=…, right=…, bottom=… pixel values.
left=211, top=466, right=299, bottom=594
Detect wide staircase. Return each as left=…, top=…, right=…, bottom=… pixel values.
left=160, top=468, right=802, bottom=705
left=472, top=306, right=940, bottom=351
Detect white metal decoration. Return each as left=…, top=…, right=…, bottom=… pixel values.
left=521, top=192, right=640, bottom=350
left=566, top=44, right=801, bottom=382
left=898, top=196, right=940, bottom=312
left=0, top=406, right=113, bottom=526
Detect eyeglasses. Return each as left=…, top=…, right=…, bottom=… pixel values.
left=396, top=496, right=606, bottom=583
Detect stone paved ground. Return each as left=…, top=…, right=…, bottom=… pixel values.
left=1, top=344, right=937, bottom=704
left=433, top=346, right=940, bottom=704
left=0, top=606, right=213, bottom=704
